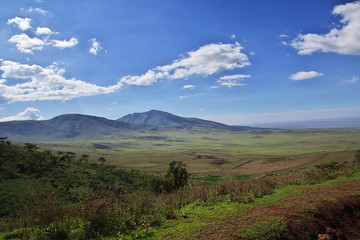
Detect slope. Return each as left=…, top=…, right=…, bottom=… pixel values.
left=118, top=109, right=257, bottom=131
left=0, top=114, right=156, bottom=142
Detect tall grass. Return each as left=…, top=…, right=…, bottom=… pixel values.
left=2, top=160, right=360, bottom=239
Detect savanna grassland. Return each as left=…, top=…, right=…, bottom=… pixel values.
left=2, top=128, right=360, bottom=239
left=38, top=128, right=360, bottom=176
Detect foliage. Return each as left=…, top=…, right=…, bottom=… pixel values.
left=0, top=140, right=155, bottom=220
left=163, top=160, right=188, bottom=191
left=1, top=140, right=360, bottom=239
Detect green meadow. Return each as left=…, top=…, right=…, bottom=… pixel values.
left=38, top=128, right=360, bottom=176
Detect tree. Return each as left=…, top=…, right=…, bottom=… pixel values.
left=164, top=161, right=188, bottom=191
left=80, top=154, right=89, bottom=164
left=24, top=143, right=38, bottom=152
left=97, top=156, right=106, bottom=165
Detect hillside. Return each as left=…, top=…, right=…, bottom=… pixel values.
left=118, top=109, right=257, bottom=131
left=0, top=114, right=156, bottom=142
left=1, top=143, right=360, bottom=239
left=0, top=111, right=259, bottom=142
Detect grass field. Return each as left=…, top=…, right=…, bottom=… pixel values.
left=37, top=128, right=360, bottom=177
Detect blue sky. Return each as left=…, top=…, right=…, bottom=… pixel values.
left=0, top=0, right=359, bottom=125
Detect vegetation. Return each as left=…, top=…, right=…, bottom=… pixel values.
left=1, top=138, right=360, bottom=239
left=163, top=161, right=188, bottom=191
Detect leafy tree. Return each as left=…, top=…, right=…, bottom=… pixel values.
left=97, top=156, right=106, bottom=165
left=0, top=137, right=8, bottom=144
left=24, top=143, right=38, bottom=152
left=80, top=154, right=89, bottom=164
left=164, top=160, right=188, bottom=191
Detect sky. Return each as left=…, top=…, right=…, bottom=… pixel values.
left=0, top=0, right=359, bottom=125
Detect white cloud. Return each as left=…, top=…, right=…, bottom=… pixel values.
left=52, top=37, right=79, bottom=49
left=217, top=80, right=247, bottom=88
left=230, top=34, right=236, bottom=39
left=279, top=34, right=289, bottom=38
left=182, top=85, right=196, bottom=90
left=216, top=74, right=250, bottom=88
left=289, top=71, right=323, bottom=81
left=0, top=107, right=45, bottom=122
left=8, top=33, right=46, bottom=54
left=0, top=60, right=121, bottom=103
left=249, top=51, right=255, bottom=56
left=291, top=1, right=360, bottom=55
left=219, top=74, right=251, bottom=80
left=179, top=95, right=189, bottom=99
left=340, top=76, right=359, bottom=85
left=120, top=42, right=250, bottom=86
left=209, top=86, right=220, bottom=89
left=120, top=70, right=159, bottom=86
left=36, top=27, right=57, bottom=35
left=7, top=17, right=32, bottom=31
left=28, top=7, right=48, bottom=15
left=156, top=42, right=250, bottom=80
left=89, top=38, right=103, bottom=55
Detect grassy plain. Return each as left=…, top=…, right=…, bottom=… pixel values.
left=37, top=128, right=360, bottom=177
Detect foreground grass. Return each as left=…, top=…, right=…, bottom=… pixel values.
left=2, top=158, right=360, bottom=239
left=153, top=174, right=360, bottom=239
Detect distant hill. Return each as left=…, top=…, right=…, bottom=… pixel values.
left=0, top=114, right=156, bottom=142
left=252, top=116, right=360, bottom=129
left=118, top=109, right=257, bottom=131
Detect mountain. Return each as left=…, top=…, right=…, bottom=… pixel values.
left=117, top=109, right=257, bottom=131
left=0, top=110, right=259, bottom=142
left=0, top=114, right=156, bottom=142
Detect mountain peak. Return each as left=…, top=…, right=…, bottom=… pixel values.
left=118, top=110, right=256, bottom=131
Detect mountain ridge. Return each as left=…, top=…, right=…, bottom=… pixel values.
left=118, top=109, right=256, bottom=131
left=0, top=110, right=258, bottom=142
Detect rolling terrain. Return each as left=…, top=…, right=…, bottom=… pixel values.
left=1, top=110, right=360, bottom=177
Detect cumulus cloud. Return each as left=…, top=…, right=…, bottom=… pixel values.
left=120, top=42, right=250, bottom=86
left=7, top=17, right=32, bottom=31
left=279, top=34, right=289, bottom=38
left=0, top=107, right=45, bottom=122
left=0, top=60, right=121, bottom=103
left=340, top=76, right=359, bottom=85
left=52, top=37, right=79, bottom=49
left=156, top=42, right=250, bottom=80
left=182, top=85, right=196, bottom=89
left=36, top=27, right=57, bottom=35
left=120, top=70, right=160, bottom=86
left=8, top=33, right=46, bottom=54
left=291, top=1, right=360, bottom=55
left=289, top=71, right=324, bottom=81
left=89, top=38, right=103, bottom=55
